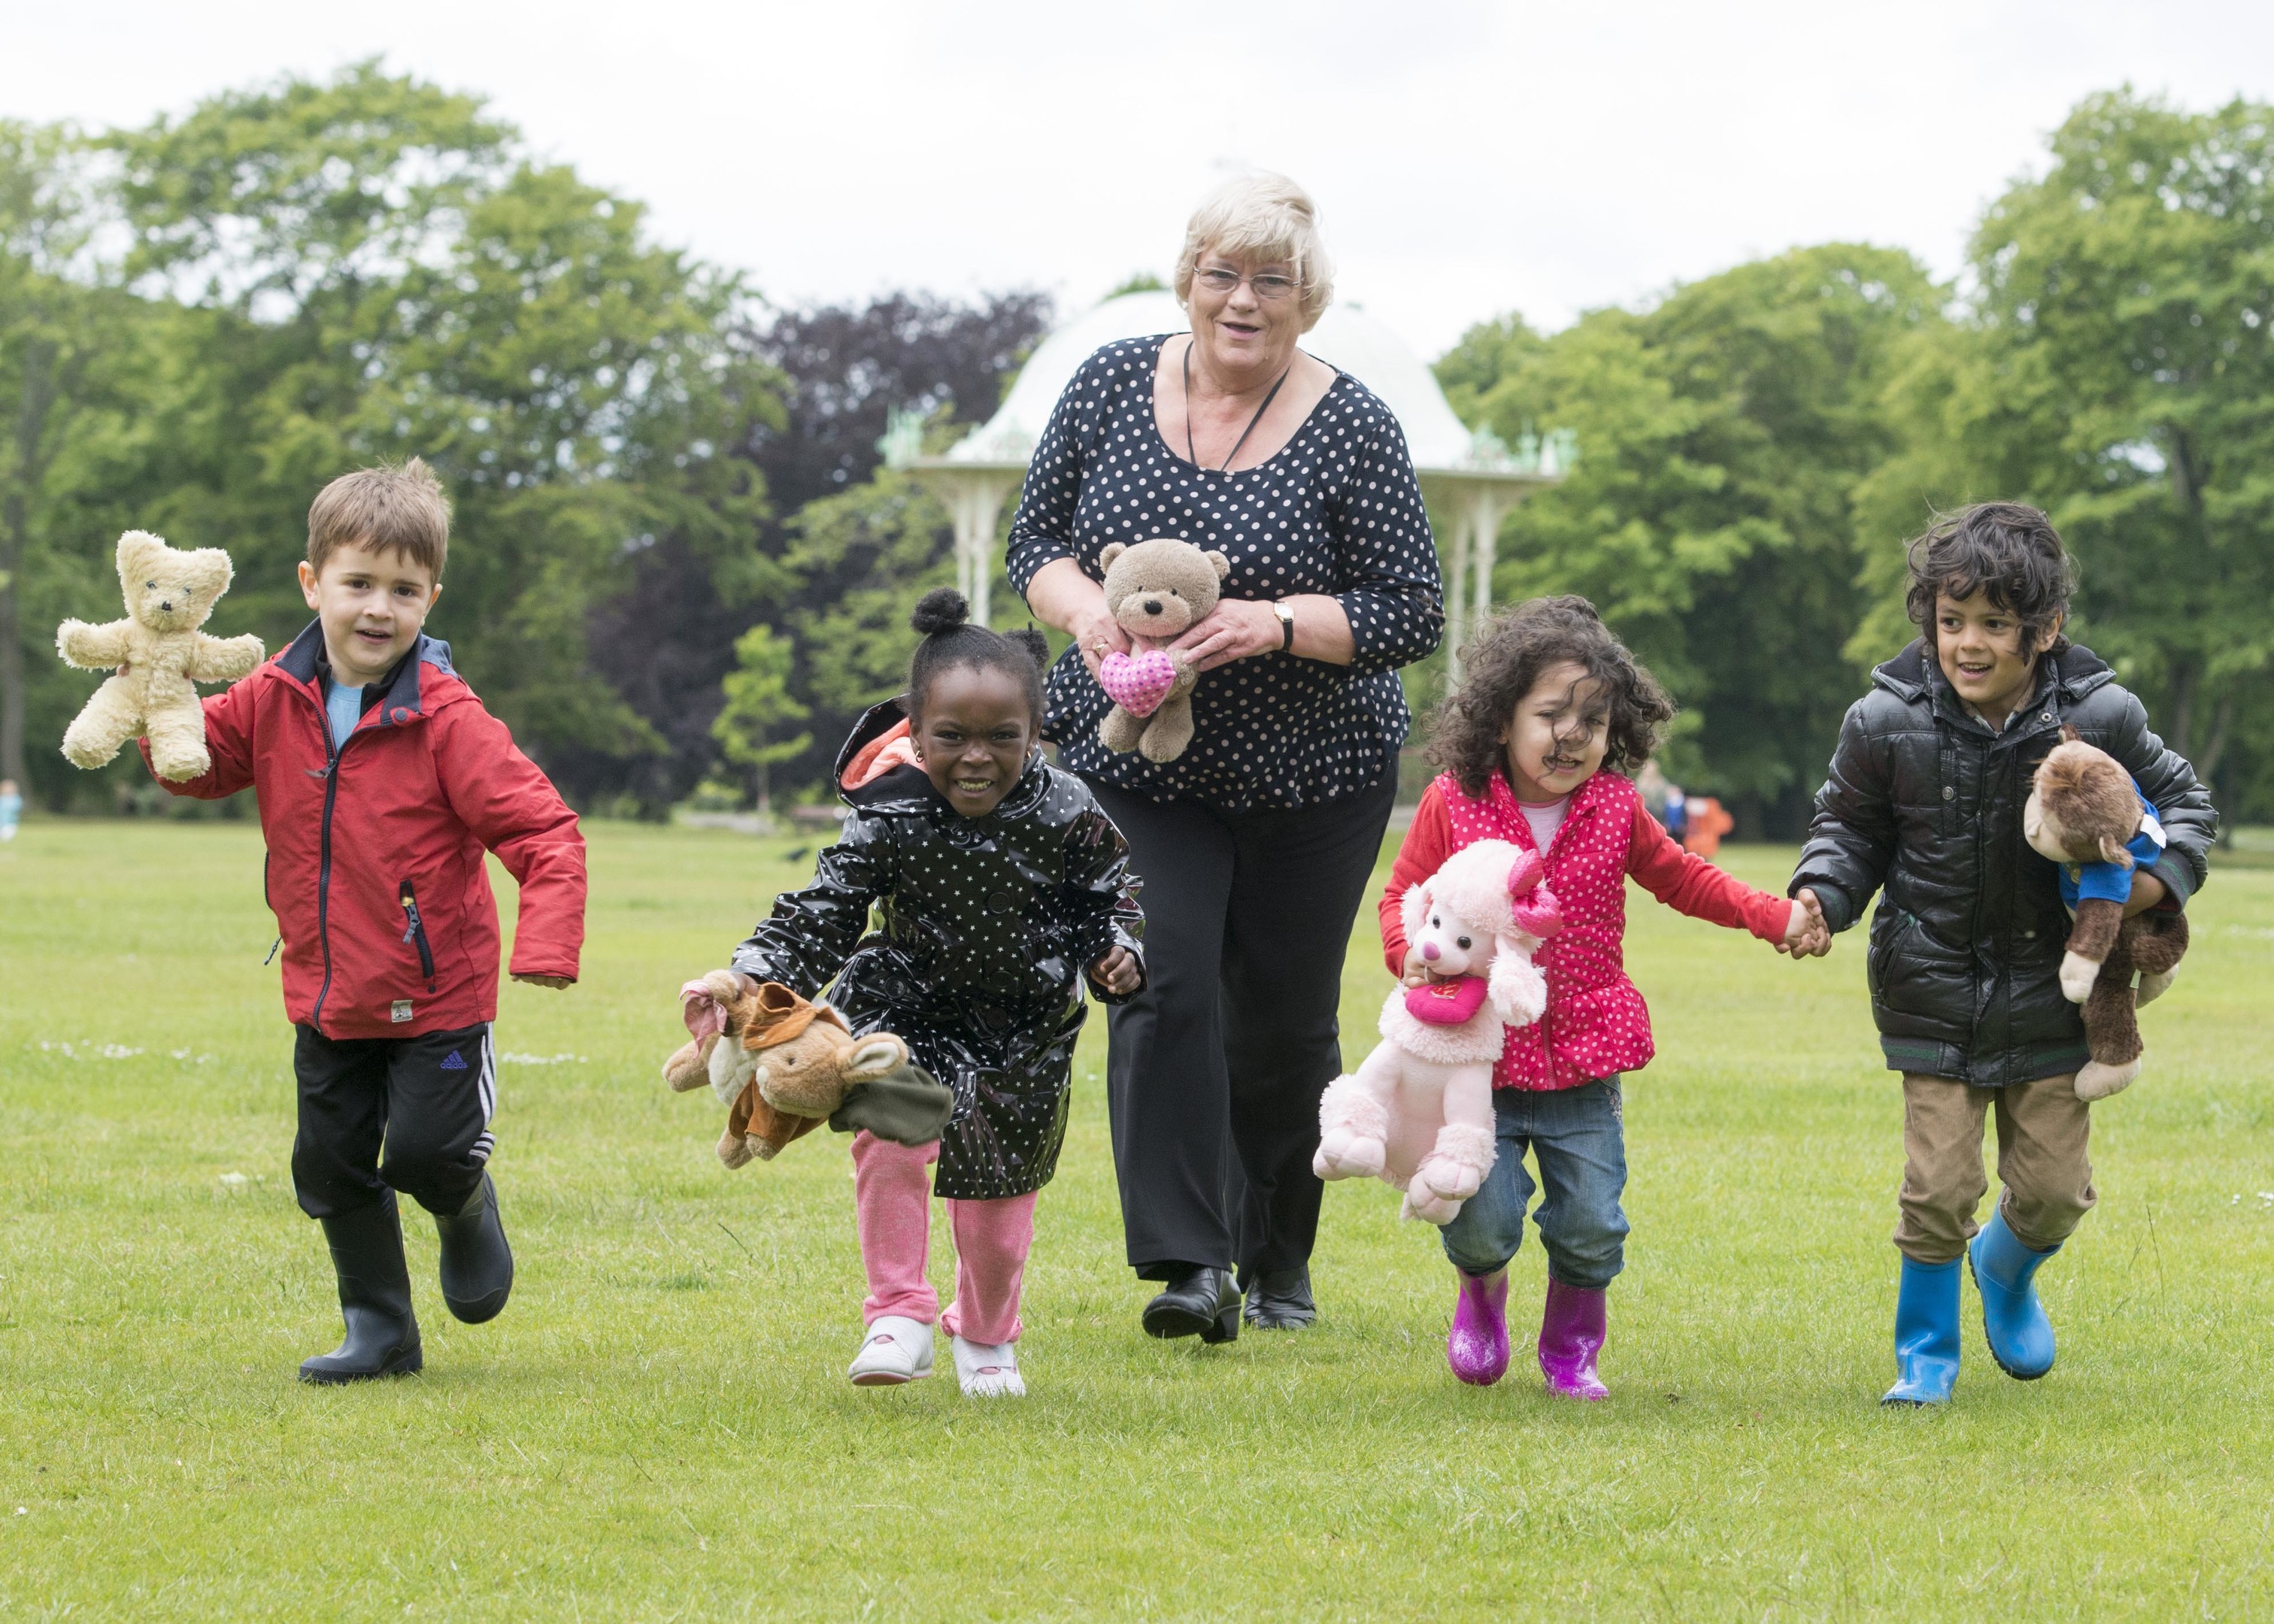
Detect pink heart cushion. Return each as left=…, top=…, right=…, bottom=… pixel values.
left=1099, top=650, right=1177, bottom=718
left=1405, top=974, right=1489, bottom=1026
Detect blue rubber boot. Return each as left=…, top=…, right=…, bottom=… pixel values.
left=1881, top=1254, right=1960, bottom=1407
left=1968, top=1209, right=2060, bottom=1380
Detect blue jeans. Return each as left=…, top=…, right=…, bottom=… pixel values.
left=1439, top=1078, right=1630, bottom=1290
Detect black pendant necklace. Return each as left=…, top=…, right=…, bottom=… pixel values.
left=1184, top=338, right=1290, bottom=472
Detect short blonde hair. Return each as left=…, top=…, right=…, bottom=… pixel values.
left=1173, top=171, right=1335, bottom=332
left=308, top=458, right=451, bottom=578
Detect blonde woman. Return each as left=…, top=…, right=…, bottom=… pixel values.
left=1014, top=173, right=1442, bottom=1341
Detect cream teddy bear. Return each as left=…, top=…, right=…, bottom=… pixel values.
left=56, top=531, right=264, bottom=783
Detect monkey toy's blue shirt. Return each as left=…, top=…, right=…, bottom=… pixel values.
left=2057, top=783, right=2166, bottom=908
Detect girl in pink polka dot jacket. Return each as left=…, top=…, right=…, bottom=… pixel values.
left=1381, top=596, right=1830, bottom=1398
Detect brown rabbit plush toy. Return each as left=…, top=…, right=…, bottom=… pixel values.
left=2022, top=729, right=2189, bottom=1101
left=663, top=972, right=952, bottom=1167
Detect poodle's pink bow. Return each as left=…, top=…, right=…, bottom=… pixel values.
left=1506, top=850, right=1563, bottom=940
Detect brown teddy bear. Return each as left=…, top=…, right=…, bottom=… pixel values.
left=663, top=972, right=952, bottom=1167
left=56, top=530, right=265, bottom=781
left=1093, top=536, right=1231, bottom=763
left=2023, top=729, right=2189, bottom=1101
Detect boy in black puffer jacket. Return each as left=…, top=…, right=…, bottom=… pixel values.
left=1790, top=503, right=2214, bottom=1407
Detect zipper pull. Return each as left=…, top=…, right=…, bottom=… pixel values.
left=262, top=938, right=281, bottom=966
left=401, top=892, right=422, bottom=943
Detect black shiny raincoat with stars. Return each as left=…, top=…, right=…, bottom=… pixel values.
left=730, top=701, right=1147, bottom=1199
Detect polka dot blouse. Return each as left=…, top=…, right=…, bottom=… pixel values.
left=1006, top=335, right=1445, bottom=813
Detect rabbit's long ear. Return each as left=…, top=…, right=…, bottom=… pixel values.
left=846, top=1036, right=907, bottom=1079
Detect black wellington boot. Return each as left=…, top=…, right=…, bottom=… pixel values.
left=1142, top=1265, right=1242, bottom=1344
left=1241, top=1265, right=1317, bottom=1330
left=435, top=1172, right=514, bottom=1325
left=300, top=1192, right=423, bottom=1385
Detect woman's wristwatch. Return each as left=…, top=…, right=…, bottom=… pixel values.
left=1272, top=598, right=1296, bottom=652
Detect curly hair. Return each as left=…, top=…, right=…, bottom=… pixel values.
left=1903, top=501, right=2074, bottom=657
left=1427, top=595, right=1675, bottom=798
left=906, top=588, right=1050, bottom=725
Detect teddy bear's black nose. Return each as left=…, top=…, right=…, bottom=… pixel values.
left=159, top=600, right=173, bottom=612
left=1143, top=598, right=1162, bottom=615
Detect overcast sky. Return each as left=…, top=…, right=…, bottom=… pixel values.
left=9, top=0, right=2272, bottom=359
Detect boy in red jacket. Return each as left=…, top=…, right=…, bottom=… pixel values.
left=150, top=459, right=587, bottom=1383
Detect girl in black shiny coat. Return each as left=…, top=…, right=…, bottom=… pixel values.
left=729, top=590, right=1145, bottom=1395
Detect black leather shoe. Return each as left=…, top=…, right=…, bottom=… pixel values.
left=1142, top=1265, right=1241, bottom=1344
left=300, top=1192, right=423, bottom=1385
left=1242, top=1265, right=1317, bottom=1330
left=435, top=1172, right=514, bottom=1325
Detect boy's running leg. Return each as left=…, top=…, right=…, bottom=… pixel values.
left=943, top=1194, right=1037, bottom=1398
left=1970, top=1074, right=2094, bottom=1380
left=379, top=1024, right=513, bottom=1324
left=1886, top=1074, right=1987, bottom=1404
left=1528, top=1079, right=1628, bottom=1401
left=293, top=1026, right=423, bottom=1382
left=849, top=1133, right=938, bottom=1384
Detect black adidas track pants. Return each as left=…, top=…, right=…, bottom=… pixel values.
left=291, top=1021, right=496, bottom=1219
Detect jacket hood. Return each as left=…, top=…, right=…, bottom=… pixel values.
left=832, top=697, right=1049, bottom=820
left=1871, top=639, right=2115, bottom=713
left=269, top=620, right=463, bottom=729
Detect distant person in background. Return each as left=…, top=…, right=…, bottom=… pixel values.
left=1014, top=171, right=1444, bottom=1341
left=1681, top=795, right=1733, bottom=857
left=0, top=777, right=20, bottom=841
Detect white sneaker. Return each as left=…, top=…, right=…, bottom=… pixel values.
left=847, top=1315, right=934, bottom=1386
left=951, top=1335, right=1025, bottom=1398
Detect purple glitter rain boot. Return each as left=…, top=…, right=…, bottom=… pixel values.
left=1538, top=1278, right=1609, bottom=1401
left=1446, top=1268, right=1510, bottom=1386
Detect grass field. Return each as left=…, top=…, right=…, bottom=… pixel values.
left=2, top=818, right=2271, bottom=1620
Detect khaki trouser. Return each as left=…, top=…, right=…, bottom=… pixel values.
left=1895, top=1072, right=2096, bottom=1263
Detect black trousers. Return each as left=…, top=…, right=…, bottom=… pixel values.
left=292, top=1021, right=496, bottom=1220
left=1087, top=765, right=1396, bottom=1281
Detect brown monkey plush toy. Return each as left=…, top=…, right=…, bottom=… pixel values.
left=2022, top=729, right=2188, bottom=1101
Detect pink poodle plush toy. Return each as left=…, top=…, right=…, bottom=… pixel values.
left=1313, top=839, right=1560, bottom=1225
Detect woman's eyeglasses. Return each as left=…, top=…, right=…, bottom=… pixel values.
left=1194, top=268, right=1302, bottom=301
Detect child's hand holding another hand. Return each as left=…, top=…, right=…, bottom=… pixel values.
left=1775, top=889, right=1833, bottom=959
left=1089, top=947, right=1141, bottom=996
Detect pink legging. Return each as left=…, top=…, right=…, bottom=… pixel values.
left=852, top=1132, right=1035, bottom=1344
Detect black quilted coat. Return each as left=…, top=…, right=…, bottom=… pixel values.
left=732, top=701, right=1146, bottom=1198
left=1791, top=642, right=2215, bottom=1087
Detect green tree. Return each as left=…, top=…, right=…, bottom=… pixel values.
left=102, top=62, right=781, bottom=768
left=1441, top=244, right=1943, bottom=835
left=0, top=120, right=154, bottom=803
left=1857, top=90, right=2274, bottom=814
left=711, top=623, right=809, bottom=812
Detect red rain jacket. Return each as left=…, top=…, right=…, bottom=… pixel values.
left=148, top=623, right=586, bottom=1039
